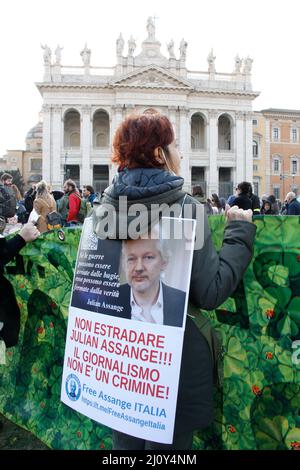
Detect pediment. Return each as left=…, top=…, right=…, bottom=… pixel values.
left=111, top=66, right=194, bottom=90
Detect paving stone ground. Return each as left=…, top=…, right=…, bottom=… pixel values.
left=0, top=413, right=48, bottom=450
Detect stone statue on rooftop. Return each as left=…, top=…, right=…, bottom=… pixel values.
left=207, top=48, right=216, bottom=72
left=55, top=45, right=63, bottom=65
left=80, top=43, right=91, bottom=66
left=116, top=33, right=125, bottom=57
left=167, top=39, right=175, bottom=59
left=41, top=44, right=51, bottom=65
left=244, top=56, right=253, bottom=74
left=128, top=36, right=136, bottom=57
left=235, top=54, right=242, bottom=73
left=147, top=16, right=155, bottom=41
left=179, top=39, right=188, bottom=60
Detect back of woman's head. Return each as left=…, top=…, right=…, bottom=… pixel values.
left=212, top=193, right=221, bottom=208
left=112, top=113, right=174, bottom=169
left=36, top=180, right=49, bottom=198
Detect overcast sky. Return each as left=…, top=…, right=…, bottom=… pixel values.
left=0, top=0, right=299, bottom=156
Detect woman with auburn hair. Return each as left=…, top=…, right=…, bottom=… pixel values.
left=94, top=113, right=256, bottom=450
left=33, top=180, right=56, bottom=233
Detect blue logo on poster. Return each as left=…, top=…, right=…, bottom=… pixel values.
left=65, top=374, right=81, bottom=401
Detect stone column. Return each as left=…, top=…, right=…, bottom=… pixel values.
left=110, top=105, right=123, bottom=179
left=245, top=112, right=253, bottom=183
left=235, top=111, right=245, bottom=184
left=125, top=104, right=135, bottom=117
left=208, top=110, right=219, bottom=195
left=168, top=106, right=177, bottom=136
left=42, top=104, right=51, bottom=183
left=51, top=105, right=62, bottom=188
left=179, top=106, right=191, bottom=191
left=81, top=105, right=92, bottom=186
left=265, top=119, right=271, bottom=194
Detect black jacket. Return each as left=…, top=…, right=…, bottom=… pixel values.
left=0, top=234, right=26, bottom=347
left=231, top=193, right=252, bottom=210
left=287, top=198, right=300, bottom=215
left=93, top=168, right=256, bottom=433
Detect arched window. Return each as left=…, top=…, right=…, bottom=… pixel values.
left=70, top=132, right=80, bottom=147
left=253, top=140, right=258, bottom=158
left=191, top=113, right=206, bottom=149
left=218, top=114, right=232, bottom=151
left=64, top=110, right=80, bottom=148
left=93, top=110, right=109, bottom=148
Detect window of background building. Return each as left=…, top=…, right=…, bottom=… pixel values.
left=273, top=187, right=280, bottom=199
left=292, top=160, right=298, bottom=175
left=252, top=119, right=258, bottom=126
left=273, top=127, right=279, bottom=141
left=253, top=181, right=259, bottom=195
left=273, top=158, right=280, bottom=173
left=252, top=140, right=258, bottom=158
left=292, top=128, right=298, bottom=143
left=253, top=164, right=258, bottom=172
left=30, top=159, right=42, bottom=171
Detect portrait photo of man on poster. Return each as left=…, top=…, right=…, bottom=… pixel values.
left=119, top=236, right=186, bottom=327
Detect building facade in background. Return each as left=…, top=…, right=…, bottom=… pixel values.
left=252, top=112, right=267, bottom=196
left=37, top=18, right=258, bottom=198
left=260, top=109, right=300, bottom=199
left=0, top=120, right=43, bottom=189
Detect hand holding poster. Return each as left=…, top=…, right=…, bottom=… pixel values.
left=61, top=217, right=196, bottom=444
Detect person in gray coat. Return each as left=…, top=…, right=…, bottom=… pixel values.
left=93, top=113, right=256, bottom=450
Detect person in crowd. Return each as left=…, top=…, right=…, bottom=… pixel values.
left=24, top=183, right=37, bottom=217
left=230, top=181, right=252, bottom=210
left=93, top=113, right=256, bottom=450
left=0, top=173, right=17, bottom=220
left=285, top=191, right=300, bottom=215
left=83, top=185, right=97, bottom=207
left=267, top=194, right=279, bottom=215
left=227, top=187, right=239, bottom=206
left=192, top=185, right=213, bottom=215
left=58, top=179, right=81, bottom=226
left=248, top=184, right=261, bottom=214
left=0, top=221, right=40, bottom=347
left=261, top=198, right=276, bottom=215
left=211, top=193, right=224, bottom=214
left=219, top=197, right=226, bottom=213
left=11, top=184, right=22, bottom=202
left=33, top=180, right=56, bottom=233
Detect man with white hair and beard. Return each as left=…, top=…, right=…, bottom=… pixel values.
left=285, top=191, right=300, bottom=215
left=119, top=235, right=185, bottom=328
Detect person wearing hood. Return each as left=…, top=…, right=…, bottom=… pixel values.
left=93, top=113, right=256, bottom=450
left=261, top=198, right=276, bottom=215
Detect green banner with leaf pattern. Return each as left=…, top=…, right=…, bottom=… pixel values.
left=0, top=216, right=300, bottom=450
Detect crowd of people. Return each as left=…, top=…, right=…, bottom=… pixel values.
left=1, top=171, right=299, bottom=239
left=193, top=180, right=300, bottom=216
left=0, top=173, right=98, bottom=236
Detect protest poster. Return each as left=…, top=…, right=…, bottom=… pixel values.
left=61, top=217, right=196, bottom=444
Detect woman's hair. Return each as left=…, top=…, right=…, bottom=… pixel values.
left=211, top=193, right=221, bottom=209
left=112, top=113, right=174, bottom=169
left=36, top=180, right=50, bottom=199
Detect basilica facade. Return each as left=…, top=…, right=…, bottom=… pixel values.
left=37, top=19, right=259, bottom=197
